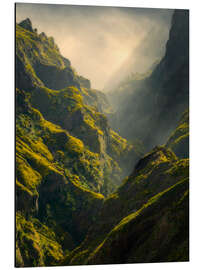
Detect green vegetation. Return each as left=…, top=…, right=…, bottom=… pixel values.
left=85, top=177, right=189, bottom=264
left=16, top=24, right=65, bottom=69
left=16, top=212, right=63, bottom=267
left=65, top=136, right=84, bottom=156
left=166, top=110, right=189, bottom=158
left=64, top=146, right=189, bottom=265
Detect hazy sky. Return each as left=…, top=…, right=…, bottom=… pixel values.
left=16, top=3, right=173, bottom=90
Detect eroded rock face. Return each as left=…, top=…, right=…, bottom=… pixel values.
left=34, top=63, right=81, bottom=90
left=16, top=181, right=39, bottom=215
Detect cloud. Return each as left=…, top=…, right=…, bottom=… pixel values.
left=16, top=3, right=173, bottom=90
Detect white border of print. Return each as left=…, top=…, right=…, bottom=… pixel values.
left=0, top=0, right=203, bottom=269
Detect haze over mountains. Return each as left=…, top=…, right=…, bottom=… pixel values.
left=15, top=7, right=189, bottom=267
left=16, top=3, right=173, bottom=89
left=108, top=9, right=189, bottom=151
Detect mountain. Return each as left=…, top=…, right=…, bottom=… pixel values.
left=107, top=10, right=189, bottom=151
left=63, top=146, right=189, bottom=265
left=16, top=18, right=143, bottom=267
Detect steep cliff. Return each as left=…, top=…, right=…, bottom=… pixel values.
left=108, top=10, right=189, bottom=150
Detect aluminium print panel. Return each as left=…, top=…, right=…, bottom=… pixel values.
left=15, top=3, right=189, bottom=267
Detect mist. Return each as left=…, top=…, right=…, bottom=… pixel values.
left=16, top=3, right=173, bottom=90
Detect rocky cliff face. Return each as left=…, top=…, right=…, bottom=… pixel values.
left=16, top=18, right=142, bottom=267
left=108, top=10, right=189, bottom=151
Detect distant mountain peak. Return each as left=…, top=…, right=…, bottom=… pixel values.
left=19, top=18, right=33, bottom=32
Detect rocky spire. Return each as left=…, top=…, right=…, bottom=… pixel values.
left=19, top=18, right=33, bottom=32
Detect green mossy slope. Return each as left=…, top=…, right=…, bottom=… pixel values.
left=166, top=109, right=189, bottom=158
left=86, top=178, right=189, bottom=264
left=16, top=212, right=64, bottom=267
left=16, top=20, right=142, bottom=192
left=64, top=146, right=189, bottom=265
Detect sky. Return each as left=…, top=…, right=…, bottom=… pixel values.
left=16, top=3, right=173, bottom=90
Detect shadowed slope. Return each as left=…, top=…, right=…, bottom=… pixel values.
left=63, top=146, right=189, bottom=265
left=108, top=10, right=189, bottom=151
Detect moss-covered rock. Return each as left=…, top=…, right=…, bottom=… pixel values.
left=16, top=99, right=107, bottom=259
left=64, top=146, right=189, bottom=265
left=16, top=212, right=64, bottom=267
left=86, top=178, right=189, bottom=264
left=166, top=109, right=189, bottom=158
left=16, top=20, right=142, bottom=190
left=16, top=22, right=80, bottom=91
